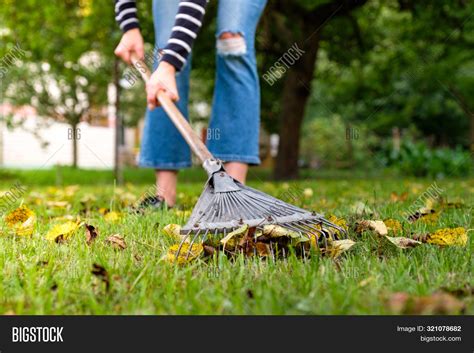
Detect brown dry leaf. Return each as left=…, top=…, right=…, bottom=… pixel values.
left=385, top=236, right=422, bottom=249
left=425, top=227, right=468, bottom=247
left=238, top=226, right=257, bottom=256
left=203, top=244, right=217, bottom=256
left=221, top=224, right=249, bottom=250
left=387, top=292, right=465, bottom=314
left=358, top=220, right=388, bottom=236
left=91, top=263, right=110, bottom=292
left=407, top=208, right=436, bottom=223
left=106, top=234, right=127, bottom=250
left=85, top=224, right=99, bottom=245
left=255, top=242, right=271, bottom=257
left=324, top=239, right=356, bottom=258
left=439, top=199, right=464, bottom=209
left=165, top=243, right=203, bottom=264
left=4, top=205, right=36, bottom=236
left=390, top=191, right=408, bottom=202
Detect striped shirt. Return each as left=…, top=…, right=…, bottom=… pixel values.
left=115, top=0, right=209, bottom=71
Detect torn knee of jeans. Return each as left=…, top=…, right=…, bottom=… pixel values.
left=217, top=32, right=247, bottom=56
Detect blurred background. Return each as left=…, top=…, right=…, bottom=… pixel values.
left=0, top=0, right=473, bottom=182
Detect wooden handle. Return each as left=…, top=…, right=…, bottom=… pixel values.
left=130, top=54, right=213, bottom=162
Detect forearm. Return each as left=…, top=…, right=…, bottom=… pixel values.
left=162, top=0, right=209, bottom=71
left=115, top=0, right=140, bottom=32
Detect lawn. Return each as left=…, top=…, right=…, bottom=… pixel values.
left=0, top=168, right=473, bottom=315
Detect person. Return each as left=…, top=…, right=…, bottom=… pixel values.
left=114, top=0, right=267, bottom=208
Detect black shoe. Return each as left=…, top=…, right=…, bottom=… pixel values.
left=132, top=196, right=170, bottom=213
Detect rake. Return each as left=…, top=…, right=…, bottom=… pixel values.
left=131, top=54, right=347, bottom=258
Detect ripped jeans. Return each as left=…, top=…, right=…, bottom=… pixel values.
left=139, top=0, right=267, bottom=169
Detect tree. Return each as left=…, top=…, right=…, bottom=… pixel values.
left=258, top=0, right=368, bottom=179
left=0, top=0, right=116, bottom=168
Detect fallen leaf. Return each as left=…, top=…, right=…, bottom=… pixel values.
left=327, top=215, right=349, bottom=238
left=439, top=199, right=464, bottom=209
left=45, top=200, right=70, bottom=208
left=426, top=227, right=468, bottom=247
left=104, top=211, right=121, bottom=223
left=106, top=234, right=127, bottom=250
left=303, top=188, right=313, bottom=198
left=91, top=263, right=110, bottom=292
left=385, top=236, right=422, bottom=249
left=203, top=244, right=217, bottom=256
left=357, top=220, right=388, bottom=236
left=221, top=224, right=249, bottom=250
left=162, top=224, right=188, bottom=243
left=85, top=224, right=98, bottom=245
left=387, top=292, right=464, bottom=314
left=324, top=239, right=356, bottom=258
left=165, top=243, right=203, bottom=264
left=255, top=242, right=271, bottom=257
left=390, top=191, right=408, bottom=202
left=45, top=221, right=81, bottom=242
left=384, top=219, right=402, bottom=234
left=407, top=208, right=436, bottom=223
left=440, top=285, right=474, bottom=298
left=262, top=224, right=309, bottom=245
left=358, top=276, right=376, bottom=288
left=350, top=201, right=374, bottom=216
left=4, top=205, right=36, bottom=236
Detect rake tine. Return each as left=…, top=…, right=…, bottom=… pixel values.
left=292, top=222, right=323, bottom=252
left=184, top=229, right=203, bottom=262
left=176, top=229, right=193, bottom=264
left=319, top=218, right=347, bottom=237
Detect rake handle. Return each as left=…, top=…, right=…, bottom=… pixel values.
left=130, top=54, right=213, bottom=163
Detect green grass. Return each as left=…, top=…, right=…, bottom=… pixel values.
left=0, top=168, right=473, bottom=314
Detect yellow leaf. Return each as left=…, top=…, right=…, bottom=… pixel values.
left=104, top=211, right=121, bottom=223
left=303, top=188, right=313, bottom=198
left=263, top=224, right=297, bottom=238
left=221, top=224, right=249, bottom=249
left=262, top=224, right=309, bottom=245
left=4, top=205, right=36, bottom=236
left=324, top=239, right=356, bottom=258
left=385, top=236, right=422, bottom=249
left=162, top=224, right=190, bottom=243
left=327, top=214, right=348, bottom=238
left=384, top=219, right=402, bottom=234
left=165, top=243, right=203, bottom=264
left=45, top=221, right=81, bottom=242
left=426, top=227, right=468, bottom=247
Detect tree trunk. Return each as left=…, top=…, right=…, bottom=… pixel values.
left=114, top=57, right=124, bottom=185
left=274, top=34, right=321, bottom=180
left=72, top=122, right=78, bottom=168
left=470, top=110, right=474, bottom=155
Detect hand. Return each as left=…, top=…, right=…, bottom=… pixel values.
left=114, top=28, right=145, bottom=64
left=146, top=61, right=179, bottom=110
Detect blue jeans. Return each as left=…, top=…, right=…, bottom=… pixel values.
left=139, top=0, right=267, bottom=169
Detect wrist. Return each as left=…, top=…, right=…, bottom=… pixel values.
left=160, top=61, right=177, bottom=74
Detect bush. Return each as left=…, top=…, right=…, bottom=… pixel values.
left=378, top=139, right=472, bottom=177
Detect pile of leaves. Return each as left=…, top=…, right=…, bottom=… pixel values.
left=162, top=221, right=356, bottom=264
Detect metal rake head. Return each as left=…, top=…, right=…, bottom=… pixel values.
left=174, top=165, right=347, bottom=260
